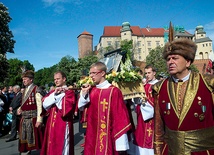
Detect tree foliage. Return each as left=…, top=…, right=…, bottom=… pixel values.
left=34, top=55, right=98, bottom=87
left=189, top=64, right=199, bottom=73
left=57, top=55, right=98, bottom=85
left=146, top=46, right=168, bottom=77
left=0, top=3, right=15, bottom=85
left=0, top=55, right=9, bottom=85
left=7, top=59, right=35, bottom=86
left=77, top=55, right=98, bottom=76
left=121, top=40, right=133, bottom=59
left=0, top=3, right=15, bottom=54
left=56, top=55, right=78, bottom=85
left=34, top=65, right=57, bottom=87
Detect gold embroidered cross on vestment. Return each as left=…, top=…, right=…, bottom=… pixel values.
left=100, top=98, right=108, bottom=112
left=147, top=128, right=153, bottom=137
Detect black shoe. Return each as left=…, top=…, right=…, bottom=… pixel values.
left=5, top=138, right=16, bottom=142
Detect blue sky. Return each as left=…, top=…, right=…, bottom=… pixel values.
left=2, top=0, right=214, bottom=71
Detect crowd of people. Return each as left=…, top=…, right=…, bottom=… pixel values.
left=1, top=38, right=214, bottom=155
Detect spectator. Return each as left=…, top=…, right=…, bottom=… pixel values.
left=6, top=85, right=22, bottom=142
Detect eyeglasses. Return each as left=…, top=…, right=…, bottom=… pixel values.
left=89, top=71, right=102, bottom=76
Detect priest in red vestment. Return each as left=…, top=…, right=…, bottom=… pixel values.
left=153, top=38, right=214, bottom=155
left=134, top=83, right=154, bottom=155
left=17, top=70, right=44, bottom=154
left=78, top=62, right=132, bottom=155
left=40, top=71, right=76, bottom=155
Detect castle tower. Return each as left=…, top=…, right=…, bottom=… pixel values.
left=194, top=25, right=213, bottom=60
left=120, top=22, right=132, bottom=41
left=77, top=31, right=93, bottom=58
left=195, top=25, right=206, bottom=39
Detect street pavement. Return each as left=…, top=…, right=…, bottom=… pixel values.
left=0, top=119, right=84, bottom=155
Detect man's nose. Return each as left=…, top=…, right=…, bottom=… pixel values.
left=168, top=58, right=173, bottom=63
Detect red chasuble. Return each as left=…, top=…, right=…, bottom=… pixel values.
left=84, top=86, right=131, bottom=155
left=134, top=83, right=154, bottom=149
left=40, top=90, right=76, bottom=155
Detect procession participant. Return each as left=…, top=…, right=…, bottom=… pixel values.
left=144, top=65, right=158, bottom=85
left=40, top=71, right=76, bottom=155
left=133, top=67, right=157, bottom=155
left=153, top=38, right=214, bottom=155
left=17, top=70, right=43, bottom=154
left=78, top=61, right=131, bottom=155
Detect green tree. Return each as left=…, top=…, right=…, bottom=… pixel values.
left=146, top=46, right=168, bottom=77
left=34, top=65, right=57, bottom=87
left=189, top=64, right=199, bottom=73
left=7, top=58, right=23, bottom=86
left=0, top=55, right=9, bottom=84
left=120, top=40, right=133, bottom=59
left=7, top=59, right=35, bottom=86
left=56, top=55, right=78, bottom=85
left=0, top=3, right=15, bottom=85
left=22, top=60, right=35, bottom=71
left=56, top=55, right=98, bottom=85
left=77, top=55, right=98, bottom=78
left=0, top=3, right=15, bottom=54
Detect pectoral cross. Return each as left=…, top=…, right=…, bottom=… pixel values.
left=147, top=128, right=153, bottom=137
left=100, top=99, right=108, bottom=112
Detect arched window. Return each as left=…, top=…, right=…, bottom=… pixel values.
left=199, top=52, right=203, bottom=59
left=205, top=52, right=209, bottom=59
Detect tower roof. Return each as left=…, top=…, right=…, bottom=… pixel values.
left=77, top=30, right=93, bottom=38
left=81, top=31, right=91, bottom=35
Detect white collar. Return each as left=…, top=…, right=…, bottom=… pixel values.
left=172, top=72, right=190, bottom=83
left=96, top=80, right=111, bottom=88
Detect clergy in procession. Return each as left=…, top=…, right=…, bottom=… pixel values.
left=133, top=66, right=158, bottom=155
left=78, top=61, right=132, bottom=155
left=153, top=38, right=214, bottom=155
left=133, top=82, right=155, bottom=155
left=40, top=71, right=76, bottom=155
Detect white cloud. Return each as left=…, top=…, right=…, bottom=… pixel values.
left=71, top=0, right=83, bottom=5
left=11, top=27, right=29, bottom=36
left=54, top=5, right=65, bottom=14
left=42, top=0, right=68, bottom=6
left=42, top=0, right=70, bottom=14
left=204, top=21, right=214, bottom=43
left=207, top=30, right=214, bottom=41
left=204, top=21, right=214, bottom=30
left=42, top=0, right=83, bottom=6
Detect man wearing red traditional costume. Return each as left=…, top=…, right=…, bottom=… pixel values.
left=17, top=70, right=43, bottom=154
left=153, top=38, right=214, bottom=155
left=78, top=62, right=131, bottom=155
left=40, top=71, right=76, bottom=155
